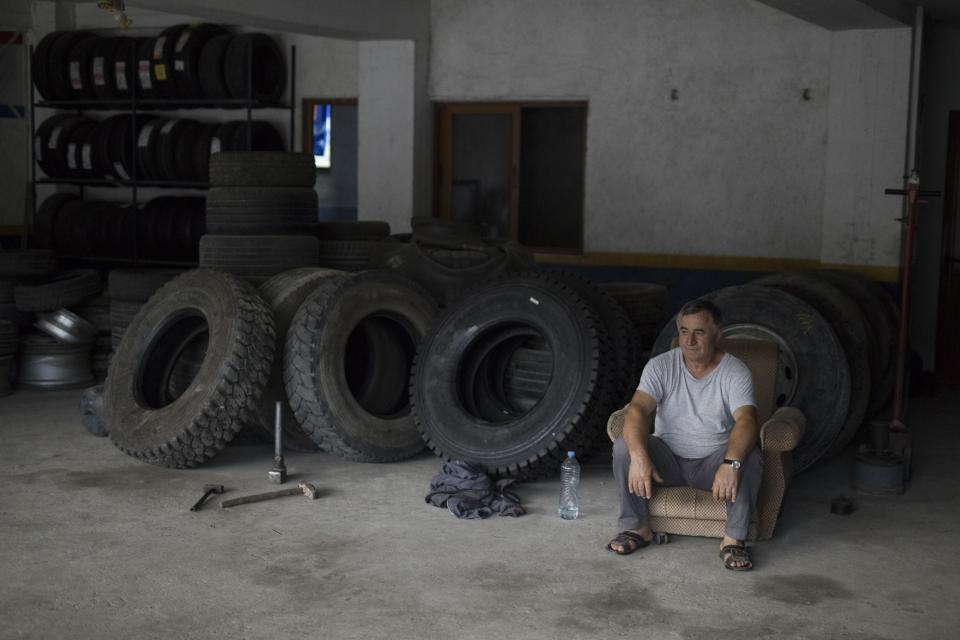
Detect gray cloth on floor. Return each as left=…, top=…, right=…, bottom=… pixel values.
left=425, top=460, right=526, bottom=519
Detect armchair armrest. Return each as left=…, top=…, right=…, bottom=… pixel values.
left=607, top=406, right=628, bottom=442
left=760, top=406, right=806, bottom=452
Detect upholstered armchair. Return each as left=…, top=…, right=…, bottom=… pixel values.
left=606, top=337, right=806, bottom=540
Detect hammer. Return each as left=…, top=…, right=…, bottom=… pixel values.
left=190, top=484, right=225, bottom=512
left=220, top=482, right=320, bottom=509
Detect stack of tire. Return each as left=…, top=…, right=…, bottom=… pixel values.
left=199, top=152, right=320, bottom=284
left=108, top=269, right=183, bottom=349
left=32, top=27, right=285, bottom=104
left=411, top=271, right=642, bottom=479
left=11, top=269, right=104, bottom=391
left=314, top=221, right=393, bottom=272
left=650, top=270, right=899, bottom=472
left=104, top=267, right=439, bottom=468
left=36, top=192, right=204, bottom=261
left=35, top=113, right=283, bottom=183
left=72, top=293, right=112, bottom=381
left=1, top=250, right=58, bottom=394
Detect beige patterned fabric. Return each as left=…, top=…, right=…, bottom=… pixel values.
left=605, top=338, right=806, bottom=540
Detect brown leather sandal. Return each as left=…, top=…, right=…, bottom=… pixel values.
left=720, top=544, right=753, bottom=571
left=606, top=530, right=651, bottom=555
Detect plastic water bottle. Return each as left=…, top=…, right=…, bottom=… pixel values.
left=558, top=451, right=580, bottom=520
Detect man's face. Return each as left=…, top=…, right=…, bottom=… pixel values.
left=677, top=310, right=721, bottom=365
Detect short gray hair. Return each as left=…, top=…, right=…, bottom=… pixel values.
left=677, top=298, right=722, bottom=326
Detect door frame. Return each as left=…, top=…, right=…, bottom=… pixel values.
left=935, top=111, right=960, bottom=384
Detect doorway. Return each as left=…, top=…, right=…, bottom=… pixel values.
left=302, top=98, right=358, bottom=221
left=936, top=111, right=960, bottom=386
left=434, top=102, right=587, bottom=252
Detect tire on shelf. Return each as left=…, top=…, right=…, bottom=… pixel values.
left=108, top=113, right=155, bottom=181
left=209, top=151, right=316, bottom=187
left=172, top=120, right=203, bottom=181
left=104, top=269, right=276, bottom=468
left=91, top=36, right=124, bottom=101
left=90, top=115, right=126, bottom=179
left=199, top=234, right=319, bottom=285
left=111, top=37, right=139, bottom=101
left=65, top=34, right=99, bottom=100
left=149, top=25, right=189, bottom=100
left=755, top=272, right=872, bottom=456
left=48, top=31, right=96, bottom=99
left=230, top=120, right=284, bottom=152
left=156, top=119, right=197, bottom=181
left=314, top=221, right=392, bottom=242
left=14, top=269, right=103, bottom=312
left=135, top=37, right=158, bottom=100
left=35, top=193, right=79, bottom=249
left=284, top=270, right=437, bottom=461
left=256, top=267, right=345, bottom=451
left=136, top=117, right=168, bottom=180
left=412, top=272, right=612, bottom=479
left=0, top=249, right=57, bottom=280
left=223, top=33, right=285, bottom=102
left=171, top=23, right=229, bottom=99
left=32, top=31, right=64, bottom=101
left=198, top=33, right=232, bottom=100
left=35, top=114, right=78, bottom=178
left=651, top=284, right=850, bottom=472
left=191, top=123, right=219, bottom=183
left=63, top=118, right=98, bottom=178
left=206, top=186, right=318, bottom=234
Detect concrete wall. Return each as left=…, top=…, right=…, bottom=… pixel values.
left=316, top=103, right=358, bottom=219
left=914, top=20, right=960, bottom=370
left=821, top=28, right=911, bottom=268
left=430, top=0, right=911, bottom=270
left=0, top=0, right=33, bottom=229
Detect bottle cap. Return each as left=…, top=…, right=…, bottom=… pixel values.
left=567, top=451, right=575, bottom=458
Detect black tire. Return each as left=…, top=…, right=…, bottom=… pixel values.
left=198, top=33, right=232, bottom=100
left=192, top=123, right=219, bottom=183
left=47, top=116, right=91, bottom=178
left=110, top=299, right=142, bottom=349
left=284, top=271, right=437, bottom=461
left=199, top=235, right=319, bottom=285
left=136, top=38, right=157, bottom=100
left=91, top=37, right=123, bottom=101
left=814, top=270, right=898, bottom=416
left=256, top=267, right=345, bottom=451
left=35, top=114, right=80, bottom=178
left=63, top=119, right=98, bottom=178
left=109, top=114, right=155, bottom=181
left=173, top=120, right=203, bottom=181
left=209, top=152, right=316, bottom=187
left=314, top=221, right=392, bottom=241
left=149, top=25, right=189, bottom=99
left=14, top=269, right=103, bottom=312
left=72, top=294, right=111, bottom=334
left=48, top=31, right=95, bottom=99
left=651, top=285, right=850, bottom=472
left=136, top=118, right=168, bottom=180
left=599, top=282, right=669, bottom=351
left=210, top=121, right=242, bottom=154
left=0, top=320, right=17, bottom=356
left=223, top=33, right=285, bottom=102
left=91, top=115, right=126, bottom=179
left=0, top=250, right=57, bottom=280
left=156, top=119, right=198, bottom=180
left=755, top=272, right=871, bottom=456
left=411, top=216, right=484, bottom=250
left=108, top=268, right=184, bottom=301
left=171, top=23, right=229, bottom=98
left=31, top=31, right=63, bottom=101
left=206, top=186, right=318, bottom=234
left=110, top=37, right=138, bottom=100
left=105, top=270, right=276, bottom=468
left=65, top=34, right=99, bottom=100
left=35, top=193, right=79, bottom=248
left=0, top=304, right=34, bottom=332
left=80, top=385, right=108, bottom=437
left=412, top=272, right=611, bottom=479
left=230, top=121, right=284, bottom=152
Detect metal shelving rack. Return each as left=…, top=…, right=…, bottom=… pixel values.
left=28, top=40, right=297, bottom=265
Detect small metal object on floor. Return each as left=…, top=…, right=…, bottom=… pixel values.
left=190, top=484, right=225, bottom=512
left=653, top=532, right=669, bottom=545
left=220, top=482, right=319, bottom=509
left=268, top=401, right=287, bottom=484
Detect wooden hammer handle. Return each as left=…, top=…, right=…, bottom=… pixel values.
left=220, top=486, right=303, bottom=508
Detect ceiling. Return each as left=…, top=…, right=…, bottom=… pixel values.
left=757, top=0, right=960, bottom=29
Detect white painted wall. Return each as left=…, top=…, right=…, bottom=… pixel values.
left=821, top=28, right=911, bottom=267
left=430, top=0, right=911, bottom=268
left=358, top=40, right=414, bottom=231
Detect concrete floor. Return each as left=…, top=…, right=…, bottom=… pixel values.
left=1, top=390, right=958, bottom=640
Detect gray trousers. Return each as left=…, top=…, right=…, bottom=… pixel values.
left=612, top=436, right=763, bottom=540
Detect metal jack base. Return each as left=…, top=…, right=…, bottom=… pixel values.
left=854, top=419, right=911, bottom=495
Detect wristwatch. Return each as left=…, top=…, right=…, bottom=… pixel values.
left=723, top=458, right=742, bottom=471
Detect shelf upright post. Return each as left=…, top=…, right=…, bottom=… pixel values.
left=27, top=43, right=36, bottom=250
left=130, top=42, right=138, bottom=264
left=246, top=38, right=253, bottom=151
left=289, top=45, right=296, bottom=152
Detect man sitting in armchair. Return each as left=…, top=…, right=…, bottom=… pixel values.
left=606, top=298, right=761, bottom=571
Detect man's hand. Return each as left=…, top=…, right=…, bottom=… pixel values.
left=712, top=463, right=740, bottom=502
left=628, top=453, right=663, bottom=499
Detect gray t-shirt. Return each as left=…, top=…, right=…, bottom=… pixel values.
left=637, top=348, right=755, bottom=459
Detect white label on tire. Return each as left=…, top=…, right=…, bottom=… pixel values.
left=174, top=59, right=185, bottom=71
left=153, top=37, right=166, bottom=59
left=70, top=61, right=82, bottom=89
left=116, top=61, right=128, bottom=91
left=82, top=144, right=92, bottom=170
left=175, top=29, right=191, bottom=53
left=138, top=124, right=154, bottom=147
left=529, top=297, right=540, bottom=305
left=92, top=57, right=105, bottom=85
left=160, top=120, right=176, bottom=135
left=113, top=161, right=129, bottom=181
left=138, top=60, right=152, bottom=89
left=48, top=126, right=62, bottom=149
left=210, top=137, right=220, bottom=154
left=67, top=143, right=77, bottom=169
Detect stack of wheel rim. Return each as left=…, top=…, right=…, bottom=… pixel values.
left=200, top=152, right=321, bottom=284
left=9, top=267, right=105, bottom=391
left=34, top=113, right=283, bottom=184
left=32, top=27, right=285, bottom=104
left=411, top=271, right=641, bottom=479
left=650, top=270, right=898, bottom=472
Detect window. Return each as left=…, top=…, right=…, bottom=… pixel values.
left=434, top=102, right=587, bottom=252
left=311, top=103, right=332, bottom=169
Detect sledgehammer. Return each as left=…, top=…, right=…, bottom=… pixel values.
left=220, top=482, right=320, bottom=509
